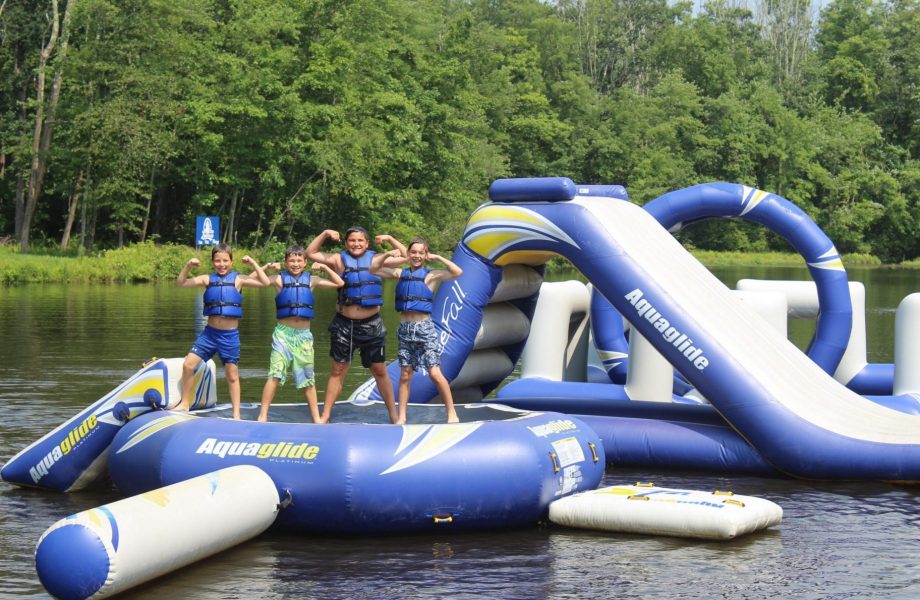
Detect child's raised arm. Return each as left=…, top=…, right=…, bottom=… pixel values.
left=238, top=255, right=271, bottom=287
left=370, top=248, right=405, bottom=277
left=312, top=262, right=345, bottom=289
left=306, top=230, right=343, bottom=269
left=176, top=258, right=209, bottom=288
left=375, top=234, right=408, bottom=259
left=427, top=253, right=463, bottom=284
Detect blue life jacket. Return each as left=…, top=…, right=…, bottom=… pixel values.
left=202, top=272, right=243, bottom=318
left=395, top=267, right=433, bottom=313
left=338, top=251, right=383, bottom=307
left=276, top=271, right=314, bottom=319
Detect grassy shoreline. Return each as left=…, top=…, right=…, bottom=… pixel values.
left=0, top=243, right=907, bottom=285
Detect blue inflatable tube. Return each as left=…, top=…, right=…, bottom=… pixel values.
left=107, top=407, right=605, bottom=533
left=848, top=363, right=895, bottom=395
left=484, top=394, right=775, bottom=475
left=576, top=414, right=777, bottom=476
left=589, top=287, right=630, bottom=384
left=496, top=381, right=723, bottom=421
left=642, top=182, right=852, bottom=376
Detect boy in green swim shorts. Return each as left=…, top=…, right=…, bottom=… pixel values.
left=258, top=245, right=344, bottom=422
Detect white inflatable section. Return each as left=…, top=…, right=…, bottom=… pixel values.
left=624, top=329, right=673, bottom=402
left=451, top=349, right=515, bottom=390
left=733, top=290, right=788, bottom=337
left=548, top=484, right=782, bottom=540
left=491, top=264, right=543, bottom=301
left=518, top=283, right=788, bottom=404
left=520, top=281, right=590, bottom=381
left=35, top=465, right=279, bottom=599
left=894, top=294, right=920, bottom=396
left=736, top=279, right=868, bottom=384
left=475, top=303, right=531, bottom=349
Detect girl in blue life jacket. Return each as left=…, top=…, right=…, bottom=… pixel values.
left=175, top=243, right=270, bottom=419
left=371, top=236, right=463, bottom=424
left=257, top=245, right=344, bottom=423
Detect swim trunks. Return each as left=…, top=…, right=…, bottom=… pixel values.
left=397, top=319, right=442, bottom=371
left=190, top=326, right=240, bottom=365
left=267, top=323, right=315, bottom=388
left=328, top=313, right=386, bottom=367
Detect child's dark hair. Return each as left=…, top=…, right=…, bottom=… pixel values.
left=211, top=243, right=233, bottom=259
left=344, top=226, right=369, bottom=241
left=285, top=245, right=306, bottom=259
left=408, top=237, right=429, bottom=253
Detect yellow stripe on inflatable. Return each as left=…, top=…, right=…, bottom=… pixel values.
left=120, top=376, right=165, bottom=400
left=115, top=414, right=195, bottom=453
left=494, top=250, right=558, bottom=266
left=395, top=424, right=432, bottom=455
left=808, top=258, right=845, bottom=271
left=740, top=186, right=770, bottom=216
left=465, top=232, right=521, bottom=258
left=380, top=423, right=482, bottom=475
left=142, top=487, right=172, bottom=508
left=467, top=204, right=547, bottom=228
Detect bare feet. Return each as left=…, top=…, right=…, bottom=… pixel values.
left=447, top=412, right=459, bottom=424
left=174, top=402, right=190, bottom=412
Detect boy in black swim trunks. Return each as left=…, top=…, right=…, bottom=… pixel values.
left=306, top=226, right=407, bottom=423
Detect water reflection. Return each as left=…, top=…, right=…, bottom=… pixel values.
left=3, top=271, right=920, bottom=598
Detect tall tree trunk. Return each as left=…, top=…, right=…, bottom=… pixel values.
left=14, top=173, right=25, bottom=238
left=139, top=168, right=155, bottom=242
left=13, top=45, right=28, bottom=239
left=60, top=169, right=83, bottom=249
left=21, top=0, right=76, bottom=252
left=78, top=181, right=88, bottom=252
left=85, top=192, right=97, bottom=250
left=226, top=188, right=238, bottom=246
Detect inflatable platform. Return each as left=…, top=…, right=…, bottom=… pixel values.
left=106, top=402, right=604, bottom=534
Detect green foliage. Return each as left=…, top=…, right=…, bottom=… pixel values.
left=2, top=0, right=919, bottom=263
left=0, top=242, right=268, bottom=284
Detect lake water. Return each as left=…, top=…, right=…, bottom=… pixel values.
left=2, top=265, right=920, bottom=598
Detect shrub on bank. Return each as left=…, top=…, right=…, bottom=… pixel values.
left=0, top=243, right=907, bottom=285
left=0, top=243, right=271, bottom=284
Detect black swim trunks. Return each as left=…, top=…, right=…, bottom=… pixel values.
left=328, top=312, right=386, bottom=367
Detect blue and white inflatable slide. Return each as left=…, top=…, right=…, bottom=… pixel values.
left=360, top=177, right=920, bottom=481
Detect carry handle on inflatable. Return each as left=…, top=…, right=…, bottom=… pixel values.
left=588, top=442, right=599, bottom=463
left=548, top=452, right=560, bottom=473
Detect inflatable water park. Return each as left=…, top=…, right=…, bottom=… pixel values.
left=8, top=176, right=920, bottom=597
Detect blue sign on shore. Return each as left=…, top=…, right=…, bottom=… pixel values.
left=196, top=216, right=220, bottom=247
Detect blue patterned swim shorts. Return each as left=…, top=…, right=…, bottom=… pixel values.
left=397, top=319, right=442, bottom=371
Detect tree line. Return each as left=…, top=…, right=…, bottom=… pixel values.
left=1, top=0, right=918, bottom=261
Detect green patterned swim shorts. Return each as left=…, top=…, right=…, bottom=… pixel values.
left=267, top=323, right=315, bottom=388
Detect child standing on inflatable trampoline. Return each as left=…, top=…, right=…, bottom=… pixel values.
left=175, top=243, right=270, bottom=419
left=371, top=237, right=462, bottom=424
left=257, top=245, right=344, bottom=423
left=306, top=227, right=405, bottom=424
